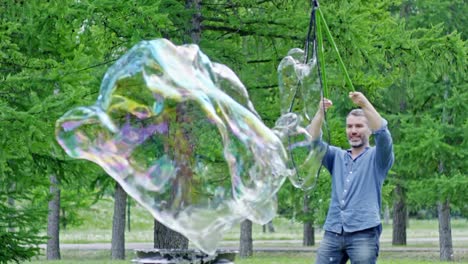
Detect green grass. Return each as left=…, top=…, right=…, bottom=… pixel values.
left=25, top=251, right=468, bottom=264
left=236, top=252, right=466, bottom=264
left=61, top=199, right=468, bottom=241
left=25, top=249, right=130, bottom=264
left=31, top=198, right=468, bottom=263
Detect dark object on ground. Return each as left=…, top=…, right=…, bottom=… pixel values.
left=132, top=249, right=237, bottom=264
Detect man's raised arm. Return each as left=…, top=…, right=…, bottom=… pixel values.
left=349, top=92, right=383, bottom=131
left=307, top=98, right=333, bottom=140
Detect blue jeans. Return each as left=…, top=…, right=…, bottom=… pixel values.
left=315, top=225, right=382, bottom=264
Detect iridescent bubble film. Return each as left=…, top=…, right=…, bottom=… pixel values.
left=275, top=48, right=326, bottom=190
left=56, top=39, right=291, bottom=254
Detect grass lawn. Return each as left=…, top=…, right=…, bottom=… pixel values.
left=26, top=251, right=468, bottom=264
left=59, top=199, right=468, bottom=244
left=28, top=198, right=467, bottom=263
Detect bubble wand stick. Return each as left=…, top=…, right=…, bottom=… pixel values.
left=287, top=0, right=357, bottom=192
left=312, top=0, right=356, bottom=95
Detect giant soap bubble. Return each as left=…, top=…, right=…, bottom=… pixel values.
left=275, top=48, right=327, bottom=190
left=56, top=39, right=293, bottom=254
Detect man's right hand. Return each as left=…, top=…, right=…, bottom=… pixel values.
left=317, top=98, right=333, bottom=115
left=308, top=98, right=332, bottom=139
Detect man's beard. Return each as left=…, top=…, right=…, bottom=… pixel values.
left=348, top=136, right=367, bottom=149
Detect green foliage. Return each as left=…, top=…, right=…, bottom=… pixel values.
left=1, top=1, right=467, bottom=261
left=387, top=22, right=467, bottom=213
left=0, top=192, right=47, bottom=264
left=277, top=169, right=331, bottom=225
left=1, top=1, right=134, bottom=259
left=408, top=172, right=468, bottom=215
left=398, top=0, right=468, bottom=40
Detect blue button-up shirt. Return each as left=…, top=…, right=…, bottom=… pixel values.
left=317, top=119, right=394, bottom=234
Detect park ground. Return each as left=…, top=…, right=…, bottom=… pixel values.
left=28, top=199, right=468, bottom=263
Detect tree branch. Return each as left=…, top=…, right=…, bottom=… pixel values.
left=247, top=59, right=277, bottom=64
left=203, top=16, right=293, bottom=27
left=202, top=25, right=302, bottom=40
left=203, top=0, right=275, bottom=10
left=249, top=84, right=278, bottom=90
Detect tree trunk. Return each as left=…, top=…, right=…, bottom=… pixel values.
left=303, top=222, right=315, bottom=246
left=262, top=221, right=275, bottom=233
left=127, top=198, right=131, bottom=232
left=111, top=182, right=127, bottom=259
left=267, top=221, right=275, bottom=232
left=392, top=183, right=407, bottom=245
left=152, top=104, right=192, bottom=250
left=7, top=187, right=15, bottom=232
left=61, top=208, right=67, bottom=231
left=383, top=205, right=390, bottom=225
left=151, top=0, right=201, bottom=248
left=154, top=219, right=189, bottom=249
left=185, top=0, right=201, bottom=44
left=399, top=1, right=412, bottom=20
left=438, top=199, right=454, bottom=261
left=47, top=174, right=61, bottom=260
left=303, top=194, right=314, bottom=246
left=437, top=85, right=453, bottom=261
left=239, top=219, right=253, bottom=258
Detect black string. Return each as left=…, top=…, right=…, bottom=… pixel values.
left=287, top=0, right=331, bottom=193
left=312, top=0, right=331, bottom=147
left=305, top=0, right=319, bottom=63
left=313, top=0, right=331, bottom=195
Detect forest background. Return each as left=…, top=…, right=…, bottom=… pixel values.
left=0, top=0, right=466, bottom=263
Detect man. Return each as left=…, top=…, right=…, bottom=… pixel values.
left=307, top=92, right=394, bottom=264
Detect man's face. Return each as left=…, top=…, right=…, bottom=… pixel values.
left=346, top=115, right=371, bottom=149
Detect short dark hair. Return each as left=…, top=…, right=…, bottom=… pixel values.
left=346, top=109, right=369, bottom=125
left=347, top=108, right=365, bottom=118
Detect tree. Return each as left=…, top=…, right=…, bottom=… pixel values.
left=1, top=4, right=51, bottom=261
left=398, top=0, right=467, bottom=40
left=3, top=1, right=466, bottom=262
left=262, top=221, right=275, bottom=233
left=0, top=162, right=46, bottom=263
left=239, top=220, right=253, bottom=258
left=390, top=3, right=467, bottom=252
left=393, top=25, right=467, bottom=260
left=275, top=0, right=408, bottom=247
left=153, top=220, right=189, bottom=249
left=46, top=175, right=61, bottom=260
left=111, top=183, right=127, bottom=259
left=302, top=194, right=314, bottom=246
left=1, top=1, right=139, bottom=261
left=0, top=199, right=45, bottom=264
left=392, top=183, right=407, bottom=245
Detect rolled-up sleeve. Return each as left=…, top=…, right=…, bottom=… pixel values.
left=373, top=118, right=394, bottom=175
